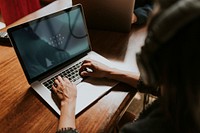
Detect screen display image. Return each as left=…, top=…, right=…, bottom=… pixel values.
left=10, top=7, right=90, bottom=79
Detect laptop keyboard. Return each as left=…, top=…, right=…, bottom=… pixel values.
left=42, top=61, right=83, bottom=90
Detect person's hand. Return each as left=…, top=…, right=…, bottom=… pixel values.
left=52, top=76, right=77, bottom=106
left=79, top=59, right=112, bottom=78
left=132, top=13, right=138, bottom=24
left=52, top=76, right=77, bottom=129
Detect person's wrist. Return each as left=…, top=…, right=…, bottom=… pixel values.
left=59, top=101, right=76, bottom=130
left=60, top=100, right=76, bottom=120
left=61, top=99, right=76, bottom=108
left=104, top=67, right=114, bottom=78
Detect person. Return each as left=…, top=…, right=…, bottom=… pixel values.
left=132, top=0, right=153, bottom=25
left=51, top=0, right=200, bottom=132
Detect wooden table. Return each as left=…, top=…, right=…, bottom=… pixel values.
left=0, top=0, right=147, bottom=132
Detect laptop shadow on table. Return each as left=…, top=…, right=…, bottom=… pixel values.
left=89, top=30, right=130, bottom=61
left=88, top=25, right=144, bottom=62
left=29, top=87, right=60, bottom=118
left=0, top=40, right=12, bottom=47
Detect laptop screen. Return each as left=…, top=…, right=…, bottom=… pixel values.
left=8, top=5, right=90, bottom=82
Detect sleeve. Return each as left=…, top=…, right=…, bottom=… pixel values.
left=134, top=3, right=153, bottom=25
left=136, top=77, right=160, bottom=96
left=56, top=127, right=79, bottom=133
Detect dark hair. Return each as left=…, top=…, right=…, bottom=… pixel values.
left=157, top=17, right=200, bottom=133
left=148, top=1, right=200, bottom=132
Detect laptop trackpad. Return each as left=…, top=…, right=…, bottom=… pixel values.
left=75, top=77, right=117, bottom=114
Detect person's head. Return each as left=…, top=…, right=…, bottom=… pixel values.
left=136, top=0, right=200, bottom=132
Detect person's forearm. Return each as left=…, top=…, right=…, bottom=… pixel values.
left=58, top=101, right=76, bottom=129
left=106, top=68, right=140, bottom=88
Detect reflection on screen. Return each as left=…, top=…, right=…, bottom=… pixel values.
left=11, top=7, right=90, bottom=79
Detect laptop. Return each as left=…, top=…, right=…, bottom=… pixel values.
left=72, top=0, right=135, bottom=32
left=7, top=4, right=117, bottom=115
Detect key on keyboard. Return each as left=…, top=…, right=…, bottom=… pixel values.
left=43, top=61, right=83, bottom=90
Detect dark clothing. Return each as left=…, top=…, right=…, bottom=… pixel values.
left=135, top=0, right=152, bottom=7
left=56, top=128, right=78, bottom=133
left=134, top=0, right=153, bottom=25
left=120, top=99, right=175, bottom=133
left=119, top=78, right=174, bottom=133
left=121, top=0, right=200, bottom=132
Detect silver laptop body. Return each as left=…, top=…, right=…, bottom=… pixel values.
left=7, top=4, right=117, bottom=115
